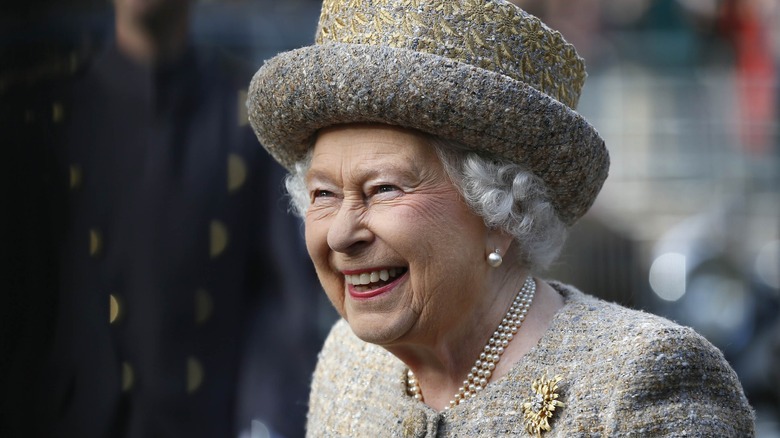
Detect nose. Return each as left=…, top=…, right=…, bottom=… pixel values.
left=327, top=200, right=373, bottom=253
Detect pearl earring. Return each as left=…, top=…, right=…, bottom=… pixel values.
left=487, top=249, right=503, bottom=267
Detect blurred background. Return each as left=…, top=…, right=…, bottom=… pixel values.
left=1, top=0, right=778, bottom=436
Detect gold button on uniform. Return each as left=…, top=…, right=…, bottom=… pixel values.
left=109, top=294, right=121, bottom=324
left=52, top=102, right=64, bottom=123
left=227, top=154, right=247, bottom=193
left=209, top=220, right=228, bottom=258
left=187, top=357, right=204, bottom=394
left=194, top=289, right=213, bottom=324
left=89, top=229, right=102, bottom=256
left=122, top=362, right=134, bottom=392
left=69, top=51, right=79, bottom=73
left=69, top=165, right=82, bottom=190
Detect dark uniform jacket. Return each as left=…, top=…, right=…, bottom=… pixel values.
left=2, top=42, right=325, bottom=438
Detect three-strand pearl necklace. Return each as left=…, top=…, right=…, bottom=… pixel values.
left=406, top=275, right=536, bottom=409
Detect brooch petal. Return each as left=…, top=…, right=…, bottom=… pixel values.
left=522, top=374, right=564, bottom=436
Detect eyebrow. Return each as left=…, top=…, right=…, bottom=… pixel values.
left=306, top=160, right=422, bottom=186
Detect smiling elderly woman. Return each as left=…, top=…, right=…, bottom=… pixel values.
left=247, top=0, right=754, bottom=436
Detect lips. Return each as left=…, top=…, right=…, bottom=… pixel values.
left=344, top=267, right=407, bottom=298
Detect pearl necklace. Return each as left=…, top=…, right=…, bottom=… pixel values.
left=406, top=276, right=536, bottom=409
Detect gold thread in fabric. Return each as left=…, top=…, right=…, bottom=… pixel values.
left=313, top=0, right=586, bottom=108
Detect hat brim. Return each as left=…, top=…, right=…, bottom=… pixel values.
left=248, top=43, right=608, bottom=225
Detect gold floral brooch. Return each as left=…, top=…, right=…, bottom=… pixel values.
left=522, top=374, right=564, bottom=436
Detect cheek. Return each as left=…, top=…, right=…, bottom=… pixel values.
left=305, top=221, right=334, bottom=279
left=304, top=217, right=346, bottom=311
left=303, top=221, right=321, bottom=260
left=304, top=209, right=331, bottom=257
left=395, top=195, right=473, bottom=246
left=392, top=196, right=486, bottom=275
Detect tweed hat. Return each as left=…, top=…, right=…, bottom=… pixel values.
left=247, top=0, right=608, bottom=225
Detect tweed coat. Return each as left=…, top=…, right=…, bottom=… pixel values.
left=307, top=283, right=754, bottom=437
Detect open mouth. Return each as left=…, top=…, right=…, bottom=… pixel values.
left=345, top=267, right=408, bottom=293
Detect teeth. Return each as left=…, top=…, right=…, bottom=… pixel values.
left=345, top=268, right=404, bottom=285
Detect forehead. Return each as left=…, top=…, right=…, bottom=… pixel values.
left=308, top=124, right=440, bottom=176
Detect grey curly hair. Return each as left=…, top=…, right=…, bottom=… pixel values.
left=284, top=135, right=567, bottom=271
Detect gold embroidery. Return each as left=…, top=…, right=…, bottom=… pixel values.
left=462, top=0, right=495, bottom=26
left=520, top=19, right=545, bottom=52
left=433, top=2, right=458, bottom=15
left=399, top=12, right=420, bottom=38
left=495, top=7, right=522, bottom=36
left=378, top=9, right=394, bottom=26
left=352, top=11, right=368, bottom=26
left=314, top=0, right=586, bottom=108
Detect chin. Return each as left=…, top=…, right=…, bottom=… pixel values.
left=345, top=311, right=415, bottom=347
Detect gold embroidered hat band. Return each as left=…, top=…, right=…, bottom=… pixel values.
left=247, top=0, right=609, bottom=225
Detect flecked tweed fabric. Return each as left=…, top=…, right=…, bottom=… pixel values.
left=307, top=283, right=755, bottom=437
left=247, top=0, right=609, bottom=226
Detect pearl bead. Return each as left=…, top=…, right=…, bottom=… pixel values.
left=487, top=251, right=503, bottom=267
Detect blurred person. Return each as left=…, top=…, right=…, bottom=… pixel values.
left=1, top=0, right=326, bottom=437
left=246, top=0, right=755, bottom=435
left=718, top=0, right=777, bottom=154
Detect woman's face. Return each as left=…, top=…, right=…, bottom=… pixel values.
left=304, top=124, right=492, bottom=346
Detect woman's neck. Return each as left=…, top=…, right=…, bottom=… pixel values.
left=384, top=275, right=564, bottom=411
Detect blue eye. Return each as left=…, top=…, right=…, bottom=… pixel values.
left=376, top=185, right=397, bottom=194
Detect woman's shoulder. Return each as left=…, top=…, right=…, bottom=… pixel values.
left=551, top=281, right=706, bottom=344
left=540, top=282, right=755, bottom=436
left=548, top=281, right=743, bottom=382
